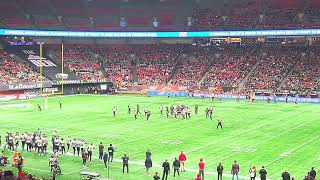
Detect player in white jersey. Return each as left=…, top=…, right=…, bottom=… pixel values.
left=160, top=105, right=164, bottom=116
left=112, top=106, right=117, bottom=117
left=60, top=138, right=66, bottom=155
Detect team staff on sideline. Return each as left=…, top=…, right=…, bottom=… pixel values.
left=178, top=151, right=187, bottom=172
left=108, top=144, right=115, bottom=162
left=145, top=156, right=152, bottom=176
left=217, top=162, right=224, bottom=180
left=162, top=159, right=170, bottom=180
left=173, top=158, right=180, bottom=177
left=122, top=154, right=129, bottom=173
left=103, top=152, right=109, bottom=168
left=87, top=143, right=94, bottom=161
left=259, top=166, right=268, bottom=180
left=98, top=142, right=104, bottom=160
left=282, top=170, right=290, bottom=180
left=153, top=172, right=160, bottom=180
left=232, top=160, right=240, bottom=180
left=198, top=158, right=205, bottom=180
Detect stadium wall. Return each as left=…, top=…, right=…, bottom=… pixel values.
left=147, top=91, right=320, bottom=103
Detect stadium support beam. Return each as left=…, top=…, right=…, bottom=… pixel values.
left=47, top=0, right=68, bottom=29
left=13, top=0, right=40, bottom=30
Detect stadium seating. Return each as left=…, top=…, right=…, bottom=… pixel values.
left=244, top=47, right=298, bottom=91
left=281, top=49, right=320, bottom=95
left=49, top=45, right=104, bottom=81
left=202, top=48, right=258, bottom=88
left=0, top=49, right=48, bottom=84
left=171, top=47, right=210, bottom=87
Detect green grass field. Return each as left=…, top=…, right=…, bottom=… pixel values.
left=0, top=94, right=319, bottom=180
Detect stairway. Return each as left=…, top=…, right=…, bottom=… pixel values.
left=132, top=64, right=138, bottom=83
left=277, top=54, right=303, bottom=89
left=237, top=59, right=261, bottom=90
left=167, top=54, right=184, bottom=85
left=198, top=54, right=218, bottom=86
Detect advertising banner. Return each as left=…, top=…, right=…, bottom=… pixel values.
left=0, top=82, right=52, bottom=91
left=147, top=91, right=320, bottom=104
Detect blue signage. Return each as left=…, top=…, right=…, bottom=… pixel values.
left=1, top=28, right=320, bottom=38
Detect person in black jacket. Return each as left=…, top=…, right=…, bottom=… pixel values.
left=172, top=158, right=180, bottom=177
left=309, top=167, right=316, bottom=180
left=217, top=162, right=224, bottom=180
left=259, top=166, right=268, bottom=180
left=145, top=156, right=152, bottom=176
left=122, top=154, right=129, bottom=173
left=162, top=159, right=170, bottom=180
left=153, top=172, right=161, bottom=180
left=281, top=170, right=290, bottom=180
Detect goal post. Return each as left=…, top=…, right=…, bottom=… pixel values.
left=39, top=43, right=65, bottom=96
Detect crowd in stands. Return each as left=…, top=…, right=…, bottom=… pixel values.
left=202, top=48, right=259, bottom=88
left=245, top=47, right=298, bottom=91
left=171, top=47, right=210, bottom=87
left=2, top=43, right=320, bottom=96
left=136, top=44, right=183, bottom=86
left=190, top=1, right=320, bottom=31
left=0, top=49, right=47, bottom=84
left=281, top=49, right=320, bottom=95
left=49, top=46, right=105, bottom=81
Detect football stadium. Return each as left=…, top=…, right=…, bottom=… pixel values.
left=0, top=0, right=319, bottom=180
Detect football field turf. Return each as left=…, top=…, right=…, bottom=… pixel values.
left=0, top=94, right=319, bottom=180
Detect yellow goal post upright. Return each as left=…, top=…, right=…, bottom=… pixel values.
left=39, top=43, right=65, bottom=97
